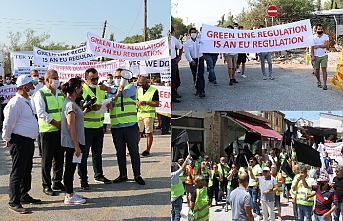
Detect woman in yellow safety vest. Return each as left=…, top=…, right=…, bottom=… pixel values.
left=225, top=163, right=239, bottom=212
left=205, top=164, right=222, bottom=207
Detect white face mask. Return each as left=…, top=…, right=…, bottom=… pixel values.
left=89, top=84, right=97, bottom=89
left=107, top=78, right=113, bottom=84
left=165, top=83, right=169, bottom=87
left=33, top=77, right=39, bottom=81
left=191, top=33, right=197, bottom=39
left=114, top=79, right=121, bottom=86
left=50, top=79, right=59, bottom=89
left=6, top=80, right=11, bottom=84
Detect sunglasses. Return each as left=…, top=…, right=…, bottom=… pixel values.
left=32, top=75, right=39, bottom=77
left=89, top=77, right=99, bottom=82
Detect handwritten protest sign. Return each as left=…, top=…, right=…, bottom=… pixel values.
left=323, top=142, right=343, bottom=165
left=0, top=84, right=17, bottom=103
left=33, top=46, right=96, bottom=66
left=153, top=86, right=171, bottom=114
left=160, top=72, right=171, bottom=82
left=86, top=32, right=169, bottom=61
left=200, top=19, right=314, bottom=53
left=10, top=51, right=34, bottom=76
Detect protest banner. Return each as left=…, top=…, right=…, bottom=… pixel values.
left=153, top=86, right=171, bottom=114
left=10, top=51, right=34, bottom=76
left=0, top=52, right=4, bottom=77
left=200, top=19, right=314, bottom=53
left=323, top=142, right=343, bottom=164
left=86, top=32, right=169, bottom=61
left=33, top=46, right=96, bottom=66
left=124, top=57, right=170, bottom=74
left=160, top=72, right=171, bottom=82
left=0, top=84, right=17, bottom=103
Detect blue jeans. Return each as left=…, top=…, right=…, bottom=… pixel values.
left=333, top=201, right=343, bottom=221
left=78, top=127, right=104, bottom=182
left=248, top=186, right=261, bottom=215
left=226, top=186, right=237, bottom=205
left=260, top=52, right=273, bottom=77
left=189, top=57, right=205, bottom=93
left=314, top=213, right=332, bottom=221
left=171, top=196, right=183, bottom=221
left=297, top=204, right=313, bottom=221
left=204, top=54, right=218, bottom=81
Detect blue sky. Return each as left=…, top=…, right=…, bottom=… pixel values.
left=0, top=0, right=171, bottom=46
left=282, top=111, right=343, bottom=121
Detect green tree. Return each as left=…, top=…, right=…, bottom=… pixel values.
left=121, top=23, right=164, bottom=43
left=323, top=0, right=343, bottom=9
left=109, top=33, right=115, bottom=41
left=171, top=16, right=188, bottom=37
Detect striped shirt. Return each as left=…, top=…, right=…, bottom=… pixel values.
left=312, top=184, right=338, bottom=215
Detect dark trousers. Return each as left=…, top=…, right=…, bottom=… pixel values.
left=78, top=127, right=104, bottom=182
left=171, top=59, right=178, bottom=100
left=8, top=134, right=35, bottom=206
left=161, top=115, right=170, bottom=133
left=63, top=147, right=79, bottom=194
left=221, top=178, right=228, bottom=195
left=111, top=123, right=141, bottom=177
left=189, top=57, right=205, bottom=93
left=208, top=185, right=220, bottom=202
left=34, top=115, right=42, bottom=155
left=175, top=64, right=181, bottom=90
left=40, top=131, right=64, bottom=188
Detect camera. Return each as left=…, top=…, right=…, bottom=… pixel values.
left=80, top=95, right=97, bottom=111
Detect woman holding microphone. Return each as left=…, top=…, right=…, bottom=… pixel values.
left=61, top=78, right=86, bottom=204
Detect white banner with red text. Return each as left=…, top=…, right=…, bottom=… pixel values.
left=33, top=46, right=96, bottom=66
left=152, top=86, right=170, bottom=114
left=86, top=32, right=169, bottom=61
left=200, top=19, right=314, bottom=53
left=323, top=142, right=343, bottom=164
left=0, top=84, right=17, bottom=103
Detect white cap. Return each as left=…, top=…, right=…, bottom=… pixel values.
left=263, top=167, right=270, bottom=171
left=16, top=75, right=37, bottom=87
left=258, top=168, right=263, bottom=174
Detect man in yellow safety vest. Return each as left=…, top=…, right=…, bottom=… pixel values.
left=136, top=76, right=159, bottom=157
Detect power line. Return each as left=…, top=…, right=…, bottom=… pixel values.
left=0, top=21, right=101, bottom=27
left=107, top=23, right=129, bottom=36
left=1, top=17, right=100, bottom=24
left=127, top=0, right=144, bottom=35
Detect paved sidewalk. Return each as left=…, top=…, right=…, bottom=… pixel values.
left=0, top=130, right=170, bottom=221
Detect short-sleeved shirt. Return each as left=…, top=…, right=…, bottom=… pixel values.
left=230, top=187, right=252, bottom=220
left=313, top=34, right=329, bottom=57
left=171, top=35, right=183, bottom=59
left=61, top=98, right=85, bottom=148
left=312, top=184, right=338, bottom=215
left=333, top=176, right=343, bottom=202
left=257, top=175, right=277, bottom=202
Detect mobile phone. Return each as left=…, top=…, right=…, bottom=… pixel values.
left=98, top=82, right=103, bottom=85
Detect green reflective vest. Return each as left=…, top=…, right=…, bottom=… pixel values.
left=38, top=88, right=64, bottom=132
left=193, top=187, right=209, bottom=221
left=208, top=170, right=222, bottom=188
left=275, top=173, right=283, bottom=196
left=217, top=163, right=229, bottom=178
left=109, top=84, right=137, bottom=126
left=295, top=177, right=315, bottom=206
left=171, top=176, right=184, bottom=198
left=250, top=164, right=261, bottom=187
left=137, top=86, right=157, bottom=118
left=82, top=84, right=105, bottom=128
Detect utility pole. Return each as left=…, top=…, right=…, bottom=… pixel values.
left=102, top=20, right=107, bottom=38
left=144, top=0, right=147, bottom=41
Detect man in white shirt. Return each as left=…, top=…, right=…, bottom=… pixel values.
left=311, top=24, right=330, bottom=90
left=171, top=25, right=183, bottom=103
left=184, top=28, right=205, bottom=98
left=2, top=75, right=41, bottom=214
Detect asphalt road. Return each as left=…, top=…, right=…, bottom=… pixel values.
left=0, top=129, right=170, bottom=221
left=172, top=54, right=342, bottom=111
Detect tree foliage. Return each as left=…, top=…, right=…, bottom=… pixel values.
left=323, top=0, right=343, bottom=9
left=121, top=23, right=164, bottom=43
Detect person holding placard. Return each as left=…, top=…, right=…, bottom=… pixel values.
left=60, top=78, right=86, bottom=204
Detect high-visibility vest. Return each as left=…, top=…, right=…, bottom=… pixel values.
left=250, top=164, right=261, bottom=186
left=82, top=84, right=105, bottom=128
left=201, top=168, right=209, bottom=179
left=295, top=177, right=315, bottom=206
left=171, top=176, right=185, bottom=198
left=279, top=152, right=287, bottom=164
left=109, top=84, right=137, bottom=126
left=137, top=86, right=157, bottom=118
left=186, top=165, right=198, bottom=185
left=37, top=88, right=64, bottom=132
left=193, top=187, right=209, bottom=221
left=275, top=173, right=283, bottom=196
left=208, top=170, right=222, bottom=187
left=217, top=163, right=229, bottom=178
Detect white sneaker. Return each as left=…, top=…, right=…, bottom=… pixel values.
left=241, top=74, right=247, bottom=79
left=252, top=213, right=258, bottom=218
left=73, top=191, right=83, bottom=199
left=64, top=195, right=86, bottom=205
left=237, top=67, right=241, bottom=73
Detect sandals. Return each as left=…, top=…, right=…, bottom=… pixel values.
left=323, top=85, right=327, bottom=90
left=317, top=82, right=322, bottom=88
left=225, top=207, right=228, bottom=212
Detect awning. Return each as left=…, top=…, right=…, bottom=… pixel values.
left=233, top=117, right=282, bottom=140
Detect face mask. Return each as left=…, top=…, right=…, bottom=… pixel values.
left=318, top=182, right=326, bottom=187
left=107, top=79, right=113, bottom=84
left=33, top=77, right=39, bottom=81
left=6, top=80, right=11, bottom=84
left=50, top=79, right=59, bottom=89
left=89, top=84, right=96, bottom=89
left=164, top=83, right=169, bottom=87
left=114, top=79, right=121, bottom=86
left=317, top=31, right=323, bottom=35
left=234, top=27, right=238, bottom=29
left=191, top=33, right=197, bottom=38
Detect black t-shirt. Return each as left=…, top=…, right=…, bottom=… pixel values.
left=212, top=173, right=220, bottom=187
left=333, top=176, right=343, bottom=202
left=142, top=87, right=159, bottom=101
left=230, top=172, right=239, bottom=188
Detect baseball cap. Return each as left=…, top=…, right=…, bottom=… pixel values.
left=317, top=173, right=329, bottom=182
left=263, top=167, right=270, bottom=171
left=16, top=75, right=37, bottom=87
left=258, top=168, right=263, bottom=174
